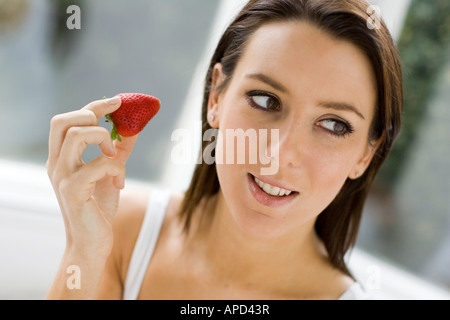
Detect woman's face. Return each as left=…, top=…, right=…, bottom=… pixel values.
left=211, top=21, right=378, bottom=239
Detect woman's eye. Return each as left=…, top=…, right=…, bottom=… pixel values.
left=318, top=119, right=354, bottom=137
left=248, top=93, right=281, bottom=111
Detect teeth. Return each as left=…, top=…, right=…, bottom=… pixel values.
left=254, top=177, right=293, bottom=197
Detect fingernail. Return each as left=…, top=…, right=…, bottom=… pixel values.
left=105, top=96, right=120, bottom=105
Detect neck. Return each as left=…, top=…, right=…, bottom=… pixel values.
left=191, top=190, right=329, bottom=291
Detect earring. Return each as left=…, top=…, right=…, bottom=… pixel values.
left=209, top=115, right=215, bottom=122
left=355, top=172, right=360, bottom=179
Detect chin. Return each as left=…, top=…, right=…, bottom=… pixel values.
left=232, top=208, right=292, bottom=240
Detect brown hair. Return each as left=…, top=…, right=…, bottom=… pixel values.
left=178, top=0, right=403, bottom=277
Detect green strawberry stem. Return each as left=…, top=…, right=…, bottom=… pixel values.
left=103, top=96, right=122, bottom=143
left=105, top=113, right=122, bottom=143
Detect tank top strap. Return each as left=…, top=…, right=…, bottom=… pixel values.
left=122, top=187, right=172, bottom=300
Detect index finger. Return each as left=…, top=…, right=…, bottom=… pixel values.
left=82, top=96, right=122, bottom=119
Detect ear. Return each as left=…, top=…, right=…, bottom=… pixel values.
left=350, top=139, right=381, bottom=180
left=207, top=63, right=226, bottom=128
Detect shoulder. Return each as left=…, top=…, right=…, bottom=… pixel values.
left=113, top=188, right=149, bottom=280
left=98, top=187, right=185, bottom=299
left=97, top=187, right=150, bottom=299
left=113, top=187, right=185, bottom=282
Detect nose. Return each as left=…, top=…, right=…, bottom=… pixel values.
left=276, top=119, right=309, bottom=169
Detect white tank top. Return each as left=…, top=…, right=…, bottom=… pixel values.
left=122, top=188, right=370, bottom=300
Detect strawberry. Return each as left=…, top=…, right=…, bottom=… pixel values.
left=105, top=93, right=160, bottom=142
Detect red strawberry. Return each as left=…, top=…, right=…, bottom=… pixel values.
left=105, top=93, right=160, bottom=142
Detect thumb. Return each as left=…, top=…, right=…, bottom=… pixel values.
left=113, top=135, right=139, bottom=165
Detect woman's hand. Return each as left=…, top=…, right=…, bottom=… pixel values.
left=47, top=97, right=137, bottom=258
left=46, top=97, right=139, bottom=299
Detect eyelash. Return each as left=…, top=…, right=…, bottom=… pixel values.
left=245, top=90, right=355, bottom=138
left=318, top=119, right=355, bottom=138
left=246, top=91, right=281, bottom=111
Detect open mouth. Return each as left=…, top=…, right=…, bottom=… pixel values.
left=253, top=176, right=295, bottom=197
left=248, top=173, right=299, bottom=207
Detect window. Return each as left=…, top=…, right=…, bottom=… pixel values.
left=0, top=0, right=220, bottom=183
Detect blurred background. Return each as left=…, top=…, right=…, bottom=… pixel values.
left=0, top=0, right=449, bottom=299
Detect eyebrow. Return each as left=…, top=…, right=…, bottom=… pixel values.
left=246, top=73, right=289, bottom=93
left=246, top=73, right=365, bottom=120
left=318, top=101, right=366, bottom=120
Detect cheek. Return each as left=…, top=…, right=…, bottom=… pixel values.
left=304, top=145, right=360, bottom=211
left=312, top=153, right=349, bottom=186
left=214, top=126, right=246, bottom=192
left=217, top=97, right=262, bottom=166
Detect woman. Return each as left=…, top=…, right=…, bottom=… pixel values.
left=47, top=0, right=402, bottom=300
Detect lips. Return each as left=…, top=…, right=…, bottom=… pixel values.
left=254, top=176, right=294, bottom=197
left=247, top=173, right=298, bottom=208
